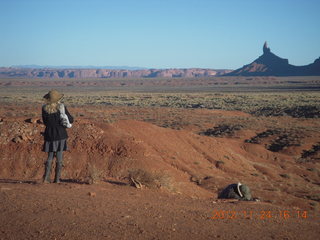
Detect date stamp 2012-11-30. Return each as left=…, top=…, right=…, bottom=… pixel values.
left=211, top=210, right=308, bottom=220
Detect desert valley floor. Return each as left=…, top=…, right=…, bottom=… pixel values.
left=0, top=76, right=319, bottom=239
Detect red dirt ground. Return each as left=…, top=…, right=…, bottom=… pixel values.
left=0, top=104, right=319, bottom=239
left=1, top=181, right=319, bottom=240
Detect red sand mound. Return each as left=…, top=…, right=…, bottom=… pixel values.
left=0, top=115, right=319, bottom=211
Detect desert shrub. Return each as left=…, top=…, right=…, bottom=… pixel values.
left=86, top=164, right=103, bottom=184
left=215, top=160, right=225, bottom=169
left=245, top=129, right=282, bottom=144
left=190, top=175, right=202, bottom=185
left=200, top=124, right=243, bottom=137
left=128, top=168, right=173, bottom=189
left=267, top=133, right=301, bottom=152
left=301, top=143, right=320, bottom=159
left=279, top=173, right=290, bottom=179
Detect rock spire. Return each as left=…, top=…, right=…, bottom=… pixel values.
left=263, top=41, right=271, bottom=54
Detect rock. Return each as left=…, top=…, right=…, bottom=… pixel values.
left=25, top=118, right=36, bottom=124
left=12, top=136, right=23, bottom=143
left=88, top=192, right=96, bottom=197
left=21, top=134, right=30, bottom=141
left=0, top=67, right=231, bottom=79
left=263, top=41, right=271, bottom=54
left=226, top=42, right=320, bottom=76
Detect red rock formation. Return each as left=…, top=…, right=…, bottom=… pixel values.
left=0, top=68, right=231, bottom=79
left=227, top=42, right=320, bottom=76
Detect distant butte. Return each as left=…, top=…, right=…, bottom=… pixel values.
left=226, top=42, right=320, bottom=76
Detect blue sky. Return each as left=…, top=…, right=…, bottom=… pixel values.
left=0, top=0, right=319, bottom=69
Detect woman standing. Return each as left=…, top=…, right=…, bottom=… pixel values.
left=42, top=90, right=74, bottom=183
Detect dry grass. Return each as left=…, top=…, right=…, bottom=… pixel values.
left=1, top=85, right=319, bottom=118
left=128, top=168, right=174, bottom=190
left=60, top=92, right=320, bottom=117
left=86, top=164, right=103, bottom=184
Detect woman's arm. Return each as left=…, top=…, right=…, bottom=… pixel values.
left=42, top=106, right=48, bottom=125
left=65, top=106, right=74, bottom=124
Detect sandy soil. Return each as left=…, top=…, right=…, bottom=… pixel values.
left=0, top=100, right=319, bottom=239
left=0, top=181, right=319, bottom=240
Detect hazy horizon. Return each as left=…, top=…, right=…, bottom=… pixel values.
left=0, top=0, right=319, bottom=69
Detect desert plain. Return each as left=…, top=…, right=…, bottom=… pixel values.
left=0, top=76, right=319, bottom=240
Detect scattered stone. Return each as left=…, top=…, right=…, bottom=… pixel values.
left=215, top=160, right=225, bottom=169
left=279, top=174, right=290, bottom=179
left=88, top=192, right=96, bottom=197
left=25, top=118, right=36, bottom=124
left=21, top=134, right=31, bottom=141
left=12, top=136, right=23, bottom=143
left=190, top=176, right=202, bottom=185
left=25, top=118, right=42, bottom=124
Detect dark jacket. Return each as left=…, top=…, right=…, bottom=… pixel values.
left=42, top=105, right=74, bottom=141
left=218, top=184, right=241, bottom=199
left=218, top=183, right=252, bottom=201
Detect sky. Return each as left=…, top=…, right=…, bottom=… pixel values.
left=0, top=0, right=319, bottom=69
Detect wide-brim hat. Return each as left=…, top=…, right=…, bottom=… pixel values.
left=43, top=90, right=64, bottom=103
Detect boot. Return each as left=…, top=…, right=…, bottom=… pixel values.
left=54, top=162, right=62, bottom=183
left=43, top=161, right=52, bottom=183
